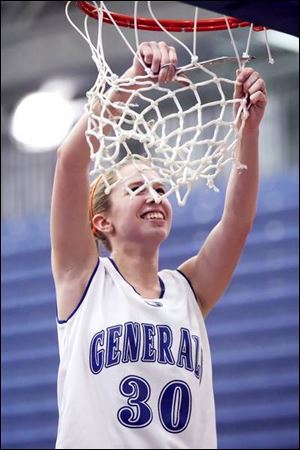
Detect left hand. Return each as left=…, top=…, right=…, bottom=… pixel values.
left=234, top=67, right=267, bottom=132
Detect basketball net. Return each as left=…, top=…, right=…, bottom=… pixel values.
left=66, top=1, right=273, bottom=206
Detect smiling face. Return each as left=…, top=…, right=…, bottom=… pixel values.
left=93, top=163, right=173, bottom=253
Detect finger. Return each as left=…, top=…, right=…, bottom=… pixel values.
left=166, top=46, right=178, bottom=82
left=234, top=68, right=253, bottom=99
left=149, top=42, right=162, bottom=75
left=243, top=71, right=261, bottom=94
left=158, top=42, right=170, bottom=83
left=176, top=72, right=190, bottom=87
left=235, top=68, right=264, bottom=99
left=247, top=78, right=267, bottom=97
left=236, top=67, right=255, bottom=81
left=234, top=78, right=244, bottom=100
left=139, top=43, right=153, bottom=67
left=164, top=64, right=177, bottom=83
left=249, top=90, right=267, bottom=107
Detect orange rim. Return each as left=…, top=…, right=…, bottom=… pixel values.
left=76, top=2, right=264, bottom=32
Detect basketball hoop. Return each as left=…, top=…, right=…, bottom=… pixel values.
left=67, top=1, right=273, bottom=206
left=76, top=1, right=265, bottom=32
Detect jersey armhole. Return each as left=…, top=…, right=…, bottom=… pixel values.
left=176, top=269, right=197, bottom=301
left=176, top=269, right=205, bottom=315
left=56, top=258, right=100, bottom=324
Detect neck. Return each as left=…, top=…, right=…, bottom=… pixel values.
left=110, top=244, right=160, bottom=290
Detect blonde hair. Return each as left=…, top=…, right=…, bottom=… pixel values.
left=89, top=170, right=117, bottom=252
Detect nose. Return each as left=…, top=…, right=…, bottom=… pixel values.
left=146, top=194, right=162, bottom=204
left=144, top=184, right=165, bottom=204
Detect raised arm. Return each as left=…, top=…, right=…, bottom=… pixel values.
left=51, top=42, right=177, bottom=317
left=178, top=68, right=267, bottom=317
left=51, top=75, right=134, bottom=283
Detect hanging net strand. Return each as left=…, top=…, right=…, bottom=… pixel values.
left=66, top=1, right=273, bottom=206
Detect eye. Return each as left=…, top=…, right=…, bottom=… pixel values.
left=155, top=186, right=166, bottom=194
left=128, top=184, right=145, bottom=195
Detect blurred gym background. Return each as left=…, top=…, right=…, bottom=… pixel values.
left=1, top=1, right=299, bottom=448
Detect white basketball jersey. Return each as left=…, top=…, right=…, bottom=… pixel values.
left=55, top=257, right=217, bottom=449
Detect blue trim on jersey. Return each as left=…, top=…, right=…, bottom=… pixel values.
left=56, top=258, right=100, bottom=324
left=109, top=258, right=165, bottom=299
left=176, top=269, right=198, bottom=304
left=158, top=277, right=165, bottom=299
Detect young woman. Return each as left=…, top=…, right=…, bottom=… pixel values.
left=51, top=42, right=267, bottom=449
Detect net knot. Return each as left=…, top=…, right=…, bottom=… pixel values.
left=119, top=133, right=127, bottom=143
left=111, top=73, right=119, bottom=83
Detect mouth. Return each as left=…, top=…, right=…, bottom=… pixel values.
left=140, top=211, right=166, bottom=221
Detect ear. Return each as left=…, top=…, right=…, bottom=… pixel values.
left=93, top=213, right=114, bottom=235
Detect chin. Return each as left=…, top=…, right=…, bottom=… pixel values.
left=146, top=227, right=170, bottom=243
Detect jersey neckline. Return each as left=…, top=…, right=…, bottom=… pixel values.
left=108, top=257, right=165, bottom=300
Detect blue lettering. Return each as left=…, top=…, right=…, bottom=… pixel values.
left=122, top=322, right=141, bottom=363
left=176, top=328, right=193, bottom=372
left=156, top=325, right=175, bottom=365
left=106, top=325, right=122, bottom=368
left=141, top=323, right=156, bottom=362
left=90, top=330, right=104, bottom=374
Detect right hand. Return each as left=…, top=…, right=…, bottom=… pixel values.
left=234, top=67, right=267, bottom=132
left=130, top=41, right=178, bottom=84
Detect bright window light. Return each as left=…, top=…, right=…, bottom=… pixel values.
left=258, top=30, right=299, bottom=53
left=10, top=92, right=75, bottom=152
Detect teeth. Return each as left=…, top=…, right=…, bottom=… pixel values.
left=142, top=212, right=164, bottom=220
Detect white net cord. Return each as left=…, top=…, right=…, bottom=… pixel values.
left=66, top=1, right=273, bottom=206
